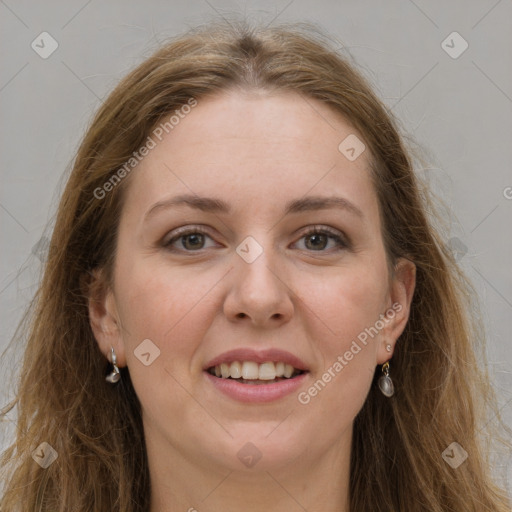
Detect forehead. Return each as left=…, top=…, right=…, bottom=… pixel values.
left=122, top=90, right=378, bottom=222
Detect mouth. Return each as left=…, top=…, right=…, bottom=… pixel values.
left=203, top=349, right=309, bottom=403
left=206, top=361, right=306, bottom=385
left=203, top=348, right=309, bottom=404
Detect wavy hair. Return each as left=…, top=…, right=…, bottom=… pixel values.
left=1, top=18, right=510, bottom=511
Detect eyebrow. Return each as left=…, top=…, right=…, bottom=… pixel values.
left=145, top=193, right=364, bottom=220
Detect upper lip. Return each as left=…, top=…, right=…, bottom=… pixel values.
left=203, top=348, right=309, bottom=372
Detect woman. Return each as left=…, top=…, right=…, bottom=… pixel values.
left=1, top=19, right=510, bottom=511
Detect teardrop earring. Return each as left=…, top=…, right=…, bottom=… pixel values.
left=105, top=346, right=121, bottom=384
left=378, top=361, right=394, bottom=397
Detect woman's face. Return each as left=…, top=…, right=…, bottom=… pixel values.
left=91, top=89, right=415, bottom=475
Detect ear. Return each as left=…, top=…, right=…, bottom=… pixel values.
left=377, top=257, right=416, bottom=364
left=86, top=269, right=127, bottom=367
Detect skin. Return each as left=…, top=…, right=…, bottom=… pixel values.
left=89, top=89, right=416, bottom=512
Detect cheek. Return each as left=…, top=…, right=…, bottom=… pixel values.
left=296, top=256, right=388, bottom=413
left=113, top=259, right=222, bottom=369
left=113, top=262, right=222, bottom=429
left=303, top=257, right=389, bottom=352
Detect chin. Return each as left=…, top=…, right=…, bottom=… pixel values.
left=199, top=422, right=309, bottom=472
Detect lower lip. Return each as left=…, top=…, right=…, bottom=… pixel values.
left=204, top=371, right=308, bottom=403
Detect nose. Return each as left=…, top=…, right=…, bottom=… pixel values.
left=223, top=246, right=294, bottom=328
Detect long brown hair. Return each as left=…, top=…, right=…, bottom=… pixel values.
left=1, top=18, right=510, bottom=511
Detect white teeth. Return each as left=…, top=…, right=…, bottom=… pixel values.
left=230, top=361, right=242, bottom=379
left=220, top=363, right=230, bottom=378
left=241, top=361, right=259, bottom=380
left=258, top=362, right=276, bottom=380
left=210, top=360, right=302, bottom=380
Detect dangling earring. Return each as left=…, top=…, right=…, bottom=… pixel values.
left=105, top=346, right=121, bottom=383
left=378, top=361, right=394, bottom=397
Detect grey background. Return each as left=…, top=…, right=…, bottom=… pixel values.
left=1, top=0, right=511, bottom=493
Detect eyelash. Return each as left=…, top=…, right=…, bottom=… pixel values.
left=163, top=225, right=350, bottom=254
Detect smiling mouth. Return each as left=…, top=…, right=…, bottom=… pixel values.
left=207, top=361, right=306, bottom=385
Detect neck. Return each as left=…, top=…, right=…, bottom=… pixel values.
left=146, top=425, right=351, bottom=512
